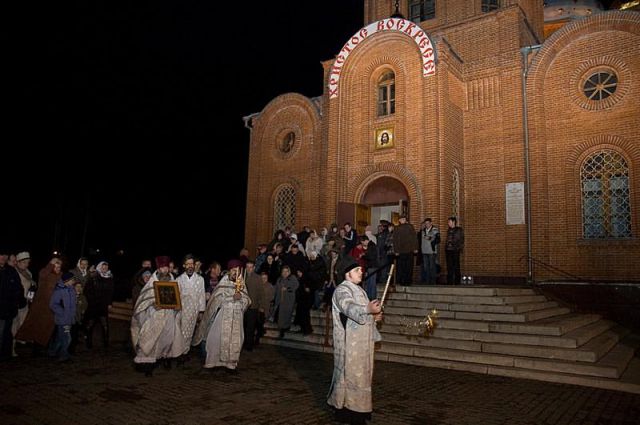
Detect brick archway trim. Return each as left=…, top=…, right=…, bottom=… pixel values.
left=349, top=162, right=423, bottom=219
left=528, top=11, right=640, bottom=89
left=252, top=92, right=321, bottom=142
left=566, top=135, right=640, bottom=167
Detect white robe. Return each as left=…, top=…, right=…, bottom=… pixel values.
left=130, top=272, right=179, bottom=363
left=192, top=275, right=250, bottom=369
left=327, top=280, right=381, bottom=413
left=174, top=272, right=205, bottom=356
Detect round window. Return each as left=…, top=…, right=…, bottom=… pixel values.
left=280, top=132, right=295, bottom=153
left=582, top=71, right=618, bottom=101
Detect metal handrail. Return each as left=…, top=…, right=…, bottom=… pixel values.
left=521, top=255, right=585, bottom=282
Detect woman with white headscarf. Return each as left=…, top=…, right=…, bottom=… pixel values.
left=84, top=261, right=114, bottom=349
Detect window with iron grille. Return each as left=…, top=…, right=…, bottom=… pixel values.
left=377, top=71, right=396, bottom=117
left=452, top=168, right=460, bottom=220
left=408, top=0, right=436, bottom=23
left=581, top=150, right=631, bottom=238
left=274, top=185, right=296, bottom=231
left=481, top=0, right=500, bottom=13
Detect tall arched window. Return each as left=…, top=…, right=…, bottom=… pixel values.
left=452, top=168, right=460, bottom=220
left=274, top=185, right=296, bottom=231
left=377, top=71, right=396, bottom=117
left=581, top=150, right=631, bottom=238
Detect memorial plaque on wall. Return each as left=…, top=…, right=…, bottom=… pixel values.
left=505, top=182, right=525, bottom=225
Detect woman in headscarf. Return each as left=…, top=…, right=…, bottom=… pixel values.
left=84, top=261, right=114, bottom=349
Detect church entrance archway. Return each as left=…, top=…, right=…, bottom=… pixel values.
left=361, top=176, right=409, bottom=230
left=338, top=176, right=410, bottom=236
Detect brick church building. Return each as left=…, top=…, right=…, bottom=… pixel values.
left=243, top=1, right=639, bottom=283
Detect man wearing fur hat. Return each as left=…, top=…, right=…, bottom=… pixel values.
left=130, top=255, right=178, bottom=376
left=192, top=259, right=251, bottom=372
left=327, top=256, right=383, bottom=425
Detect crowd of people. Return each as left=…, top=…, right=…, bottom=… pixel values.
left=0, top=252, right=114, bottom=363
left=0, top=216, right=464, bottom=424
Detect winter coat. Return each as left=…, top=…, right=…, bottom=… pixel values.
left=15, top=263, right=59, bottom=346
left=0, top=265, right=26, bottom=320
left=49, top=282, right=77, bottom=326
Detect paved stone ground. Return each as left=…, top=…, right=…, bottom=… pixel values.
left=1, top=341, right=639, bottom=425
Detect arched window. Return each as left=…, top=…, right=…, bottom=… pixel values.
left=481, top=0, right=500, bottom=13
left=377, top=71, right=396, bottom=117
left=408, top=0, right=436, bottom=23
left=452, top=168, right=460, bottom=220
left=274, top=185, right=296, bottom=231
left=581, top=150, right=631, bottom=238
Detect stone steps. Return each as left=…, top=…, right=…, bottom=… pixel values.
left=109, top=301, right=134, bottom=321
left=260, top=331, right=635, bottom=382
left=388, top=293, right=548, bottom=305
left=488, top=313, right=602, bottom=336
left=479, top=328, right=625, bottom=363
left=265, top=320, right=623, bottom=363
left=381, top=285, right=539, bottom=297
left=262, top=286, right=639, bottom=393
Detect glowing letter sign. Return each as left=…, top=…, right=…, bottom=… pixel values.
left=328, top=18, right=436, bottom=99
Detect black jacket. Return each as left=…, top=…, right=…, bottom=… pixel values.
left=0, top=265, right=26, bottom=320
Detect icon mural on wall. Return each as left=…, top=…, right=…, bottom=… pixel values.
left=375, top=127, right=394, bottom=149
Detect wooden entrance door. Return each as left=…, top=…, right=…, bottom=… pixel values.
left=355, top=204, right=371, bottom=236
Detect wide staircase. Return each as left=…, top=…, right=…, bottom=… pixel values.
left=262, top=285, right=640, bottom=394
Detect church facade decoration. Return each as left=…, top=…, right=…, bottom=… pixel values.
left=328, top=17, right=436, bottom=99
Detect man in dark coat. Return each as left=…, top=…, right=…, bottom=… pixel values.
left=0, top=249, right=26, bottom=360
left=393, top=216, right=418, bottom=286
left=445, top=216, right=464, bottom=285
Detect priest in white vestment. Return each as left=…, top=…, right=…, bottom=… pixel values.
left=174, top=254, right=205, bottom=357
left=130, top=256, right=179, bottom=375
left=327, top=257, right=383, bottom=425
left=192, top=259, right=250, bottom=371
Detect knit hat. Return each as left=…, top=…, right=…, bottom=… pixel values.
left=16, top=251, right=31, bottom=261
left=62, top=272, right=76, bottom=284
left=155, top=256, right=171, bottom=268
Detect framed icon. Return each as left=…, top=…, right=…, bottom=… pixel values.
left=153, top=281, right=182, bottom=310
left=375, top=127, right=394, bottom=149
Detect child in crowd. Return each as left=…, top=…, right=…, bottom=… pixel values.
left=69, top=282, right=88, bottom=354
left=48, top=272, right=77, bottom=362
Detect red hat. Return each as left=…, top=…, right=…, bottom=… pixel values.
left=227, top=259, right=243, bottom=270
left=155, top=256, right=171, bottom=268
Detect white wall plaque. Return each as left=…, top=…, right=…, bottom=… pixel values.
left=506, top=182, right=525, bottom=225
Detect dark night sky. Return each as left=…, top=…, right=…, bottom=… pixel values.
left=7, top=0, right=364, bottom=273
left=6, top=1, right=617, bottom=274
